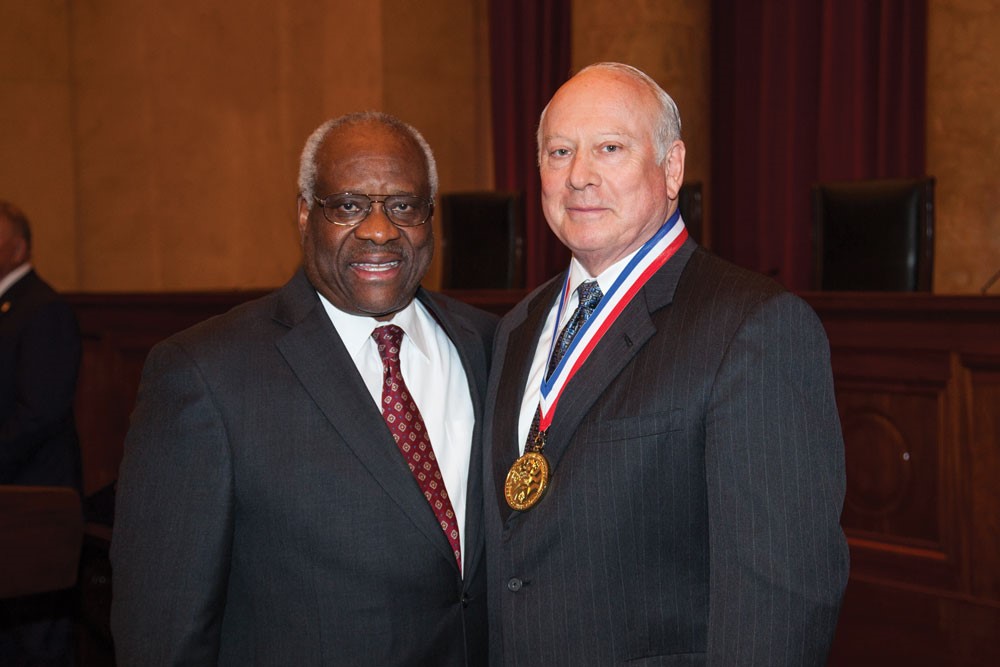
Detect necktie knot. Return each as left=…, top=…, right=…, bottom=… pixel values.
left=543, top=280, right=604, bottom=382
left=576, top=280, right=604, bottom=311
left=373, top=324, right=404, bottom=366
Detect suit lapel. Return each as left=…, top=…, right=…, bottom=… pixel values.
left=538, top=295, right=657, bottom=471
left=500, top=239, right=698, bottom=509
left=542, top=239, right=697, bottom=471
left=273, top=273, right=456, bottom=567
left=491, top=279, right=562, bottom=522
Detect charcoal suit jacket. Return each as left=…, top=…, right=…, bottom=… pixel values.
left=484, top=238, right=849, bottom=666
left=112, top=269, right=496, bottom=666
left=0, top=269, right=81, bottom=488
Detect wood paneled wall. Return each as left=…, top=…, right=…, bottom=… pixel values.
left=806, top=292, right=1000, bottom=666
left=70, top=291, right=266, bottom=495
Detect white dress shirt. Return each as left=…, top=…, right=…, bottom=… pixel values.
left=516, top=251, right=639, bottom=454
left=317, top=293, right=474, bottom=568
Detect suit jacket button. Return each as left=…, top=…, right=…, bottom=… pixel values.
left=461, top=594, right=469, bottom=608
left=506, top=578, right=523, bottom=592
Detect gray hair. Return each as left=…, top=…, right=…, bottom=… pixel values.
left=536, top=62, right=682, bottom=165
left=297, top=111, right=439, bottom=207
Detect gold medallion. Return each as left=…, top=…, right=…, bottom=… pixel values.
left=504, top=451, right=550, bottom=511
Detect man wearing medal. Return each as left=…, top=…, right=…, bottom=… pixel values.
left=112, top=112, right=496, bottom=665
left=484, top=62, right=849, bottom=665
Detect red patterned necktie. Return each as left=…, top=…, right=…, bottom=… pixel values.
left=373, top=324, right=461, bottom=570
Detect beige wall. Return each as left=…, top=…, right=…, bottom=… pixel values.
left=0, top=0, right=492, bottom=291
left=0, top=0, right=77, bottom=288
left=573, top=0, right=712, bottom=245
left=927, top=0, right=1000, bottom=294
left=574, top=0, right=1000, bottom=293
left=2, top=1, right=996, bottom=294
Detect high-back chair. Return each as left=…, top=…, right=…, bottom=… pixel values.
left=811, top=177, right=935, bottom=291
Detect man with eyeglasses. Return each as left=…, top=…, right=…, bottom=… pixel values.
left=112, top=112, right=495, bottom=666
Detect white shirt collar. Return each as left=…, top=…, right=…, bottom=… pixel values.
left=566, top=249, right=640, bottom=303
left=0, top=262, right=32, bottom=299
left=316, top=292, right=433, bottom=363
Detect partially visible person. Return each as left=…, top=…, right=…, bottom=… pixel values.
left=0, top=200, right=82, bottom=665
left=484, top=63, right=849, bottom=666
left=0, top=201, right=81, bottom=488
left=112, top=112, right=496, bottom=665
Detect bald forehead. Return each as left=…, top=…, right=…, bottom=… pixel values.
left=543, top=69, right=659, bottom=137
left=571, top=68, right=647, bottom=94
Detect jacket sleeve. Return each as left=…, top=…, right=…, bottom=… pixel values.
left=0, top=300, right=80, bottom=467
left=111, top=339, right=234, bottom=666
left=704, top=291, right=849, bottom=666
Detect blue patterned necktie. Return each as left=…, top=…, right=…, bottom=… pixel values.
left=526, top=280, right=604, bottom=449
left=544, top=280, right=604, bottom=380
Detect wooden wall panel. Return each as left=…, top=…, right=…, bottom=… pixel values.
left=967, top=362, right=1000, bottom=599
left=834, top=349, right=961, bottom=591
left=807, top=292, right=1000, bottom=666
left=69, top=292, right=266, bottom=496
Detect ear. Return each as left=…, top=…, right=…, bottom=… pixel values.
left=12, top=235, right=28, bottom=264
left=296, top=196, right=311, bottom=240
left=663, top=140, right=686, bottom=200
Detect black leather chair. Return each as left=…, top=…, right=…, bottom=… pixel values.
left=811, top=177, right=935, bottom=291
left=440, top=191, right=525, bottom=289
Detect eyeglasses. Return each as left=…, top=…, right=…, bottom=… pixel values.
left=312, top=192, right=433, bottom=227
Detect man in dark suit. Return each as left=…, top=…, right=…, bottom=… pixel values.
left=0, top=201, right=81, bottom=488
left=484, top=62, right=849, bottom=666
left=0, top=200, right=82, bottom=665
left=112, top=112, right=496, bottom=666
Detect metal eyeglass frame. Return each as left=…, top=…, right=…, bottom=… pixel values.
left=311, top=192, right=434, bottom=227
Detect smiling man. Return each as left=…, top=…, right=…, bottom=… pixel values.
left=484, top=63, right=849, bottom=666
left=112, top=112, right=495, bottom=666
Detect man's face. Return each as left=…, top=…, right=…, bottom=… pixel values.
left=297, top=122, right=433, bottom=320
left=0, top=216, right=27, bottom=281
left=539, top=69, right=685, bottom=276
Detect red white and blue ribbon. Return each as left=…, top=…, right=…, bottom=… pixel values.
left=536, top=211, right=688, bottom=434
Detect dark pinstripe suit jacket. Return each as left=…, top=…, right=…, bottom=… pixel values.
left=484, top=239, right=849, bottom=666
left=112, top=269, right=495, bottom=666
